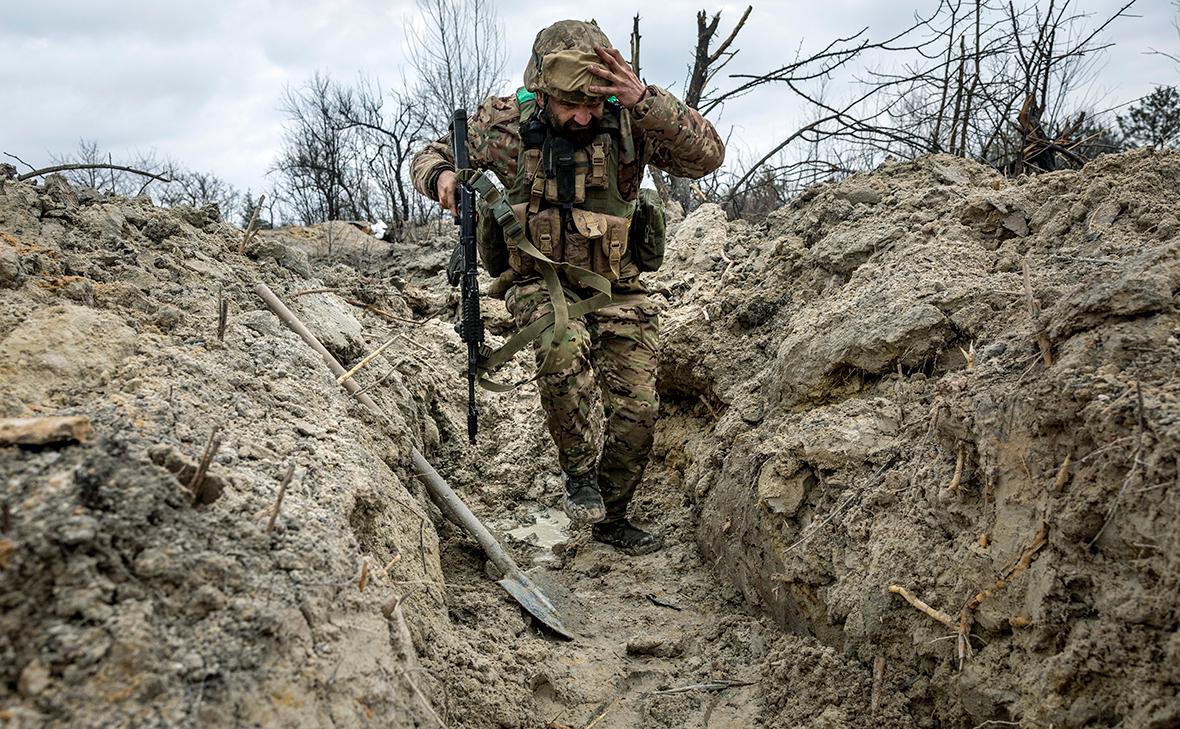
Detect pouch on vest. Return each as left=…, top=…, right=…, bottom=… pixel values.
left=629, top=187, right=666, bottom=272
left=572, top=208, right=630, bottom=282
left=475, top=196, right=510, bottom=277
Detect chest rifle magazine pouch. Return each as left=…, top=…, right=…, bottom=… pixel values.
left=474, top=196, right=510, bottom=277
left=630, top=187, right=666, bottom=272
left=571, top=208, right=629, bottom=282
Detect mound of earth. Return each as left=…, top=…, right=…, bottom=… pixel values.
left=1, top=148, right=1177, bottom=729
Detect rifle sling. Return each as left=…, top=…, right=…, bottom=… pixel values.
left=458, top=169, right=614, bottom=391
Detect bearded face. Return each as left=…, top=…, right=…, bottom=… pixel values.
left=540, top=96, right=604, bottom=147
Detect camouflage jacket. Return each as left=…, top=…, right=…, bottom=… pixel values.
left=410, top=85, right=725, bottom=204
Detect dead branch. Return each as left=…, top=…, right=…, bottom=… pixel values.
left=188, top=427, right=223, bottom=506
left=345, top=299, right=430, bottom=327
left=266, top=463, right=296, bottom=533
left=396, top=664, right=449, bottom=729
left=651, top=680, right=756, bottom=695
left=15, top=162, right=173, bottom=185
left=871, top=655, right=886, bottom=716
left=629, top=14, right=641, bottom=78
left=686, top=6, right=754, bottom=110
left=337, top=335, right=401, bottom=385
left=217, top=286, right=229, bottom=342
left=239, top=193, right=266, bottom=254
left=581, top=698, right=619, bottom=729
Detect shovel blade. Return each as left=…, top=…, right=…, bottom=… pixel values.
left=498, top=568, right=583, bottom=640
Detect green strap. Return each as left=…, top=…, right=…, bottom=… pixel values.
left=456, top=168, right=615, bottom=389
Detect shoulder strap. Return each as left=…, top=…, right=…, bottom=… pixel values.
left=456, top=168, right=614, bottom=390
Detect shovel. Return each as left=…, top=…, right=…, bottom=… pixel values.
left=255, top=283, right=581, bottom=639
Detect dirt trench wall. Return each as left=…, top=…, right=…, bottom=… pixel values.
left=654, top=151, right=1180, bottom=727
left=0, top=180, right=534, bottom=728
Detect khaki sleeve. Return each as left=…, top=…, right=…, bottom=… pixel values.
left=629, top=85, right=725, bottom=179
left=410, top=95, right=522, bottom=201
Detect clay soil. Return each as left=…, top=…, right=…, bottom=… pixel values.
left=1, top=149, right=1178, bottom=729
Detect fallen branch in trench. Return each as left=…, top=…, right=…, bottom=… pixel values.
left=337, top=335, right=401, bottom=385
left=581, top=698, right=618, bottom=729
left=651, top=679, right=756, bottom=695
left=346, top=299, right=431, bottom=327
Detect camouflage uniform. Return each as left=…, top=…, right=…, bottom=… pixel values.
left=411, top=22, right=723, bottom=522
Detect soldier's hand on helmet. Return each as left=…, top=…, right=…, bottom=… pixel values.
left=436, top=169, right=458, bottom=215
left=588, top=46, right=649, bottom=109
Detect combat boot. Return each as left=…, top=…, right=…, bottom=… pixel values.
left=591, top=518, right=664, bottom=556
left=563, top=471, right=606, bottom=526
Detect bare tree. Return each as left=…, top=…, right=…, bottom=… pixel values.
left=271, top=73, right=370, bottom=225
left=685, top=6, right=753, bottom=112
left=157, top=169, right=244, bottom=220
left=714, top=0, right=1139, bottom=215
left=406, top=0, right=507, bottom=135
left=331, top=75, right=432, bottom=227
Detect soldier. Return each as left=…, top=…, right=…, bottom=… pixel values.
left=411, top=19, right=724, bottom=555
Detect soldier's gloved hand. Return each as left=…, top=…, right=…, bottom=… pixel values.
left=588, top=46, right=650, bottom=109
left=436, top=170, right=458, bottom=215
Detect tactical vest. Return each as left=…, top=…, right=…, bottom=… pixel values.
left=490, top=90, right=639, bottom=284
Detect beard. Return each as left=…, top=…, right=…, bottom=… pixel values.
left=544, top=107, right=601, bottom=147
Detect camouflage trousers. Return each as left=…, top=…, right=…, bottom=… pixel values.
left=505, top=281, right=660, bottom=520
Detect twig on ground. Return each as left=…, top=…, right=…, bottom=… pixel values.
left=784, top=458, right=895, bottom=554
left=382, top=584, right=423, bottom=619
left=188, top=427, right=222, bottom=505
left=651, top=680, right=756, bottom=695
left=888, top=585, right=955, bottom=628
left=581, top=698, right=618, bottom=729
left=871, top=655, right=886, bottom=716
left=295, top=288, right=341, bottom=297
left=1, top=498, right=10, bottom=532
left=337, top=336, right=401, bottom=385
left=266, top=463, right=295, bottom=533
left=217, top=286, right=229, bottom=341
left=396, top=664, right=448, bottom=729
left=1088, top=381, right=1145, bottom=548
left=239, top=193, right=265, bottom=254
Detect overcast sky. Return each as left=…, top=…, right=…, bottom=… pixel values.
left=2, top=0, right=1177, bottom=200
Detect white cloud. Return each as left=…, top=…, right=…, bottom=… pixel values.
left=0, top=0, right=1175, bottom=198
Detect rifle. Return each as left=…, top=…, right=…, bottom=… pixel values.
left=446, top=108, right=484, bottom=443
